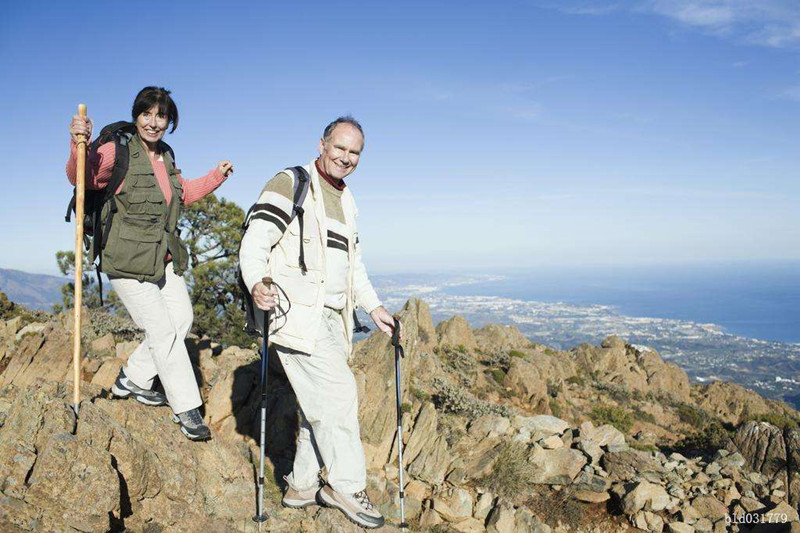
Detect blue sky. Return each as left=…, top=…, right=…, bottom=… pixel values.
left=1, top=0, right=798, bottom=275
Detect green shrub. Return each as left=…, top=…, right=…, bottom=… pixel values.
left=630, top=442, right=658, bottom=453
left=543, top=347, right=557, bottom=356
left=744, top=413, right=799, bottom=430
left=490, top=369, right=506, bottom=385
left=432, top=377, right=513, bottom=419
left=401, top=402, right=413, bottom=414
left=595, top=382, right=632, bottom=403
left=410, top=385, right=430, bottom=402
left=677, top=422, right=732, bottom=454
left=590, top=405, right=634, bottom=433
left=566, top=375, right=585, bottom=387
left=632, top=406, right=657, bottom=425
left=477, top=442, right=536, bottom=499
left=455, top=344, right=467, bottom=354
left=549, top=399, right=563, bottom=418
left=677, top=403, right=707, bottom=427
left=509, top=349, right=526, bottom=358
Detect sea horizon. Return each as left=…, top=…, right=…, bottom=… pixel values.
left=431, top=261, right=800, bottom=345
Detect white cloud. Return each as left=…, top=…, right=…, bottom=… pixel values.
left=544, top=1, right=800, bottom=48
left=779, top=85, right=800, bottom=101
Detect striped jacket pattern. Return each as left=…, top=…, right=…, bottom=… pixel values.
left=239, top=161, right=381, bottom=355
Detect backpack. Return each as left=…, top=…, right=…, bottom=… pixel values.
left=64, top=122, right=175, bottom=303
left=237, top=166, right=370, bottom=337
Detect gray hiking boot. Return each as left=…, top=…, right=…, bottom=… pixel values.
left=281, top=476, right=319, bottom=509
left=317, top=485, right=384, bottom=529
left=111, top=368, right=167, bottom=406
left=170, top=408, right=211, bottom=441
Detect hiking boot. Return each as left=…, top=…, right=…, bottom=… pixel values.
left=317, top=485, right=384, bottom=529
left=170, top=408, right=211, bottom=441
left=281, top=476, right=319, bottom=509
left=111, top=368, right=167, bottom=406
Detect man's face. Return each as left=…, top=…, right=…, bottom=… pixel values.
left=317, top=123, right=364, bottom=180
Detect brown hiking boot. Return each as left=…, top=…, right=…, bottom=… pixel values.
left=317, top=485, right=385, bottom=529
left=281, top=477, right=319, bottom=509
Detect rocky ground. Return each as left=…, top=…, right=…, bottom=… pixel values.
left=1, top=294, right=800, bottom=532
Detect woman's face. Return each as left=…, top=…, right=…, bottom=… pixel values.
left=135, top=104, right=168, bottom=145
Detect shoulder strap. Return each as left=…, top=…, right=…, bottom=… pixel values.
left=158, top=140, right=176, bottom=166
left=285, top=166, right=311, bottom=273
left=288, top=166, right=310, bottom=215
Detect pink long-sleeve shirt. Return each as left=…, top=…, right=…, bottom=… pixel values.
left=65, top=140, right=226, bottom=205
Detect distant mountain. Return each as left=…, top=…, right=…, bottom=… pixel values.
left=0, top=268, right=66, bottom=311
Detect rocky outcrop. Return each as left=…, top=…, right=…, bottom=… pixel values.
left=2, top=299, right=800, bottom=532
left=473, top=324, right=532, bottom=353
left=571, top=336, right=691, bottom=402
left=693, top=380, right=793, bottom=426
left=437, top=315, right=478, bottom=351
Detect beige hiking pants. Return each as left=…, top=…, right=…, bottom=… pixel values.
left=277, top=307, right=367, bottom=494
left=109, top=261, right=202, bottom=414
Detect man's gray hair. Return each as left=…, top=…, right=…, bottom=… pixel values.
left=322, top=116, right=365, bottom=144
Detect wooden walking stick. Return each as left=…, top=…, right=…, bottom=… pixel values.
left=72, top=103, right=87, bottom=417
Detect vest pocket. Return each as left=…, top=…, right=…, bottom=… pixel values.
left=117, top=217, right=163, bottom=277
left=127, top=193, right=165, bottom=216
left=274, top=270, right=318, bottom=307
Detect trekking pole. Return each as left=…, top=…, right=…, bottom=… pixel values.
left=391, top=316, right=408, bottom=530
left=72, top=103, right=88, bottom=418
left=253, top=276, right=272, bottom=527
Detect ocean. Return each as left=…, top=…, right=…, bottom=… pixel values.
left=441, top=262, right=800, bottom=344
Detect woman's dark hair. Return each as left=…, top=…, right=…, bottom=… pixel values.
left=131, top=86, right=179, bottom=133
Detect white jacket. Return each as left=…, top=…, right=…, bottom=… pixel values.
left=239, top=161, right=382, bottom=355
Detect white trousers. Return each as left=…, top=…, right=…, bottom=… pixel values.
left=277, top=307, right=366, bottom=494
left=109, top=262, right=202, bottom=414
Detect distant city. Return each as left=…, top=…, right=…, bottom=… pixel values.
left=372, top=274, right=800, bottom=409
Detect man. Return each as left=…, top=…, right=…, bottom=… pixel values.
left=239, top=116, right=397, bottom=529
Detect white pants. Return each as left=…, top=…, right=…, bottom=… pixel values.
left=277, top=308, right=366, bottom=494
left=109, top=262, right=202, bottom=414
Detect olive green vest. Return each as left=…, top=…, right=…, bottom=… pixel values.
left=100, top=136, right=190, bottom=282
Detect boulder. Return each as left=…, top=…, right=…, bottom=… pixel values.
left=90, top=358, right=123, bottom=388
left=487, top=503, right=516, bottom=533
left=622, top=481, right=671, bottom=514
left=771, top=500, right=800, bottom=523
left=419, top=506, right=443, bottom=528
left=474, top=324, right=532, bottom=353
left=474, top=491, right=495, bottom=521
left=469, top=414, right=511, bottom=439
left=731, top=421, right=788, bottom=491
left=581, top=422, right=627, bottom=448
left=433, top=488, right=473, bottom=523
left=115, top=341, right=139, bottom=362
left=530, top=447, right=586, bottom=484
left=89, top=333, right=116, bottom=356
left=602, top=449, right=665, bottom=482
left=436, top=315, right=478, bottom=352
left=514, top=415, right=570, bottom=436
left=690, top=496, right=727, bottom=522
left=504, top=358, right=547, bottom=401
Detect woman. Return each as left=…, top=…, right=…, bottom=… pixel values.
left=66, top=86, right=232, bottom=441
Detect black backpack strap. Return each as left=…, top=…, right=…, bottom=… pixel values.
left=286, top=166, right=311, bottom=274
left=353, top=310, right=370, bottom=334
left=98, top=130, right=132, bottom=252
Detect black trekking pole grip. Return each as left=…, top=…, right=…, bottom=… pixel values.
left=391, top=316, right=403, bottom=351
